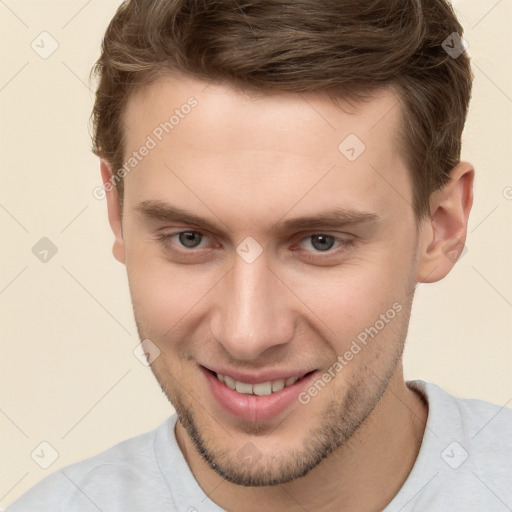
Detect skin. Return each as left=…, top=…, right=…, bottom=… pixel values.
left=101, top=74, right=474, bottom=511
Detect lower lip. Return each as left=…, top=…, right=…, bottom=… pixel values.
left=201, top=366, right=318, bottom=423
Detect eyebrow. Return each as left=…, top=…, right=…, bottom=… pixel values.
left=135, top=200, right=379, bottom=235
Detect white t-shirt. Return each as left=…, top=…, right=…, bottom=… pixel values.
left=5, top=380, right=512, bottom=511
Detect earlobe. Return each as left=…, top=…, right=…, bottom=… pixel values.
left=100, top=159, right=126, bottom=265
left=416, top=161, right=474, bottom=283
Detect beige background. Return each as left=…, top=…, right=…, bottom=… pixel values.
left=1, top=0, right=511, bottom=507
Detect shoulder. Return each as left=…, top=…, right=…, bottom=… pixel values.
left=5, top=416, right=176, bottom=512
left=390, top=380, right=512, bottom=511
left=410, top=379, right=512, bottom=445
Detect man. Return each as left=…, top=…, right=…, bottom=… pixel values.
left=7, top=0, right=512, bottom=511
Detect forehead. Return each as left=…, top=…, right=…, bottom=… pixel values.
left=121, top=74, right=412, bottom=224
left=123, top=75, right=403, bottom=153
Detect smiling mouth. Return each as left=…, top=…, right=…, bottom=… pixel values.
left=205, top=369, right=316, bottom=396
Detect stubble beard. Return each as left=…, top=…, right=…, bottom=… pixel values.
left=133, top=264, right=417, bottom=487
left=140, top=328, right=409, bottom=488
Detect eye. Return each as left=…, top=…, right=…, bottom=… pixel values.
left=294, top=233, right=354, bottom=261
left=155, top=230, right=353, bottom=262
left=156, top=230, right=209, bottom=251
left=176, top=231, right=205, bottom=249
left=298, top=234, right=350, bottom=252
left=301, top=234, right=336, bottom=252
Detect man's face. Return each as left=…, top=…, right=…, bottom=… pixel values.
left=117, top=75, right=422, bottom=486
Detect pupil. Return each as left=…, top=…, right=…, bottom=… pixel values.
left=312, top=234, right=334, bottom=251
left=180, top=232, right=201, bottom=248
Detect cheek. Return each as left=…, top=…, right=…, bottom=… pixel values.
left=125, top=246, right=216, bottom=338
left=124, top=217, right=416, bottom=353
left=289, top=255, right=412, bottom=353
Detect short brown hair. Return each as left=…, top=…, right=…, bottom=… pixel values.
left=90, top=0, right=473, bottom=218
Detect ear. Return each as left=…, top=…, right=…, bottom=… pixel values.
left=100, top=159, right=126, bottom=265
left=416, top=161, right=474, bottom=283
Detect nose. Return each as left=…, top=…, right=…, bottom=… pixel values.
left=210, top=250, right=295, bottom=361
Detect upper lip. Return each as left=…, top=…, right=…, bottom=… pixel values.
left=201, top=364, right=316, bottom=384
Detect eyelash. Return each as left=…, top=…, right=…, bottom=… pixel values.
left=154, top=230, right=354, bottom=261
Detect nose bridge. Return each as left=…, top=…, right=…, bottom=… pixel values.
left=212, top=253, right=293, bottom=360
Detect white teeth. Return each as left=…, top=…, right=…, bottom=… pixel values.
left=271, top=379, right=285, bottom=392
left=215, top=372, right=305, bottom=395
left=235, top=381, right=253, bottom=394
left=253, top=382, right=272, bottom=396
left=224, top=375, right=236, bottom=390
left=285, top=376, right=300, bottom=386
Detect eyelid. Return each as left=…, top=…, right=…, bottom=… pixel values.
left=293, top=230, right=353, bottom=242
left=157, top=229, right=352, bottom=242
left=156, top=229, right=354, bottom=259
left=156, top=229, right=214, bottom=249
left=291, top=232, right=354, bottom=256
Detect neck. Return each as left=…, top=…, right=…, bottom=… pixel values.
left=176, top=363, right=428, bottom=512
